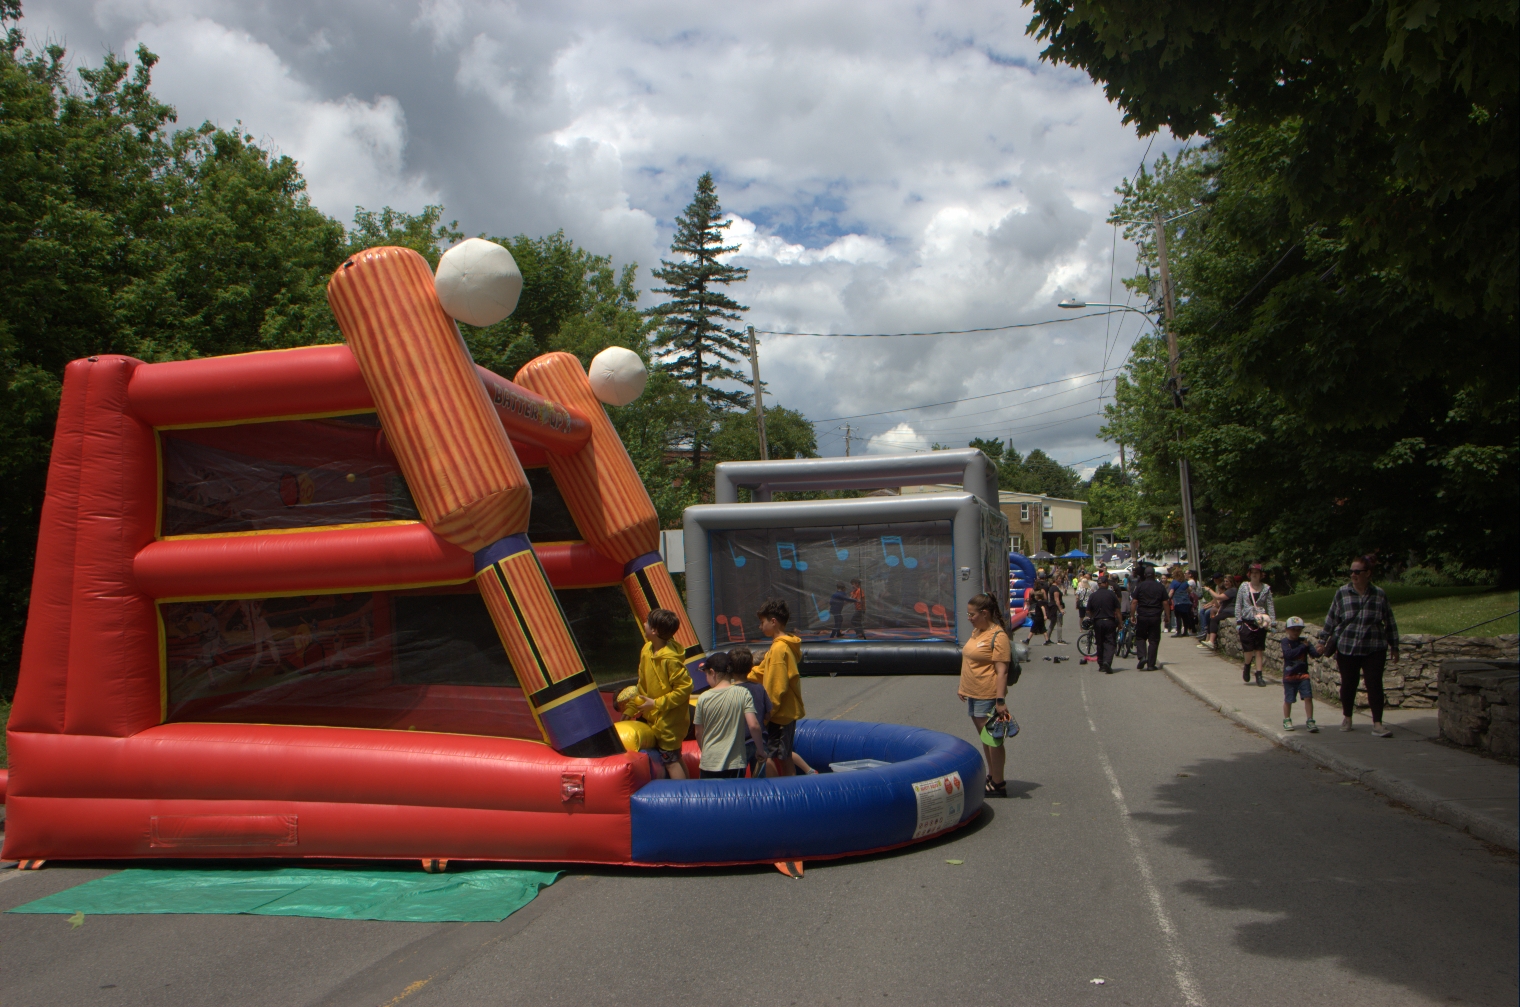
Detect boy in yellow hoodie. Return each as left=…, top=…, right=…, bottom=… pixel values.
left=748, top=598, right=815, bottom=776
left=633, top=608, right=692, bottom=779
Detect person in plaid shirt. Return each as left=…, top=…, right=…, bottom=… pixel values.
left=1318, top=556, right=1400, bottom=737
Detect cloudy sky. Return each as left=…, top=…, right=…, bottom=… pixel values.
left=23, top=0, right=1177, bottom=474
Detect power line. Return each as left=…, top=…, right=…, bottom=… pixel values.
left=813, top=368, right=1108, bottom=423
left=847, top=390, right=1106, bottom=432
left=754, top=310, right=1117, bottom=338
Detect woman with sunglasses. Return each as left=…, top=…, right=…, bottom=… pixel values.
left=1318, top=556, right=1400, bottom=736
left=959, top=593, right=1013, bottom=797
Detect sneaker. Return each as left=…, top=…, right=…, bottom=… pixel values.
left=1340, top=717, right=1353, bottom=732
left=1255, top=673, right=1266, bottom=687
left=1282, top=718, right=1294, bottom=731
left=1371, top=724, right=1392, bottom=738
left=1306, top=719, right=1318, bottom=733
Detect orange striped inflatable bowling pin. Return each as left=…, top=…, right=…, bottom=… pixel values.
left=513, top=351, right=706, bottom=679
left=327, top=246, right=621, bottom=757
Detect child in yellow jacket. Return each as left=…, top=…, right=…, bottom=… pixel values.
left=748, top=598, right=815, bottom=776
left=633, top=608, right=692, bottom=779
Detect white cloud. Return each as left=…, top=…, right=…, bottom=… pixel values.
left=123, top=15, right=438, bottom=218
left=866, top=422, right=930, bottom=455
left=22, top=0, right=1178, bottom=469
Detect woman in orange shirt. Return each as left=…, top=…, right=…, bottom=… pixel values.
left=958, top=592, right=1013, bottom=797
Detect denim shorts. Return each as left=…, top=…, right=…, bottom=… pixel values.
left=1283, top=677, right=1313, bottom=702
left=966, top=697, right=999, bottom=718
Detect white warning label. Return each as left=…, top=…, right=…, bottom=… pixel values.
left=911, top=771, right=965, bottom=839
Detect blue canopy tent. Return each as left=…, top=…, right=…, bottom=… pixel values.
left=1061, top=549, right=1091, bottom=558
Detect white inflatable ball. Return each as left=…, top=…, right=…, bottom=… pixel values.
left=434, top=238, right=522, bottom=327
left=588, top=346, right=648, bottom=406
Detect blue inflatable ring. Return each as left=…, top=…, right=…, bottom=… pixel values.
left=629, top=719, right=986, bottom=865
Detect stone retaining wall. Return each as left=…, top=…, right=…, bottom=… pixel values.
left=1438, top=660, right=1519, bottom=758
left=1211, top=617, right=1519, bottom=710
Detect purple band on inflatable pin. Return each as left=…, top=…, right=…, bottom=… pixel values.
left=473, top=533, right=535, bottom=574
left=538, top=690, right=616, bottom=752
left=623, top=550, right=666, bottom=578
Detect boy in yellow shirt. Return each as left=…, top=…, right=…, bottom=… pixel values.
left=748, top=598, right=815, bottom=776
left=632, top=608, right=692, bottom=779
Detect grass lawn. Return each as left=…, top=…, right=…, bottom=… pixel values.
left=1274, top=585, right=1518, bottom=636
left=1393, top=590, right=1519, bottom=637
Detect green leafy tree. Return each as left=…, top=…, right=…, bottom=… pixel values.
left=1031, top=0, right=1518, bottom=583
left=647, top=172, right=751, bottom=474
left=967, top=437, right=1081, bottom=498
left=709, top=406, right=818, bottom=464
left=1024, top=0, right=1518, bottom=322
left=1081, top=463, right=1141, bottom=540
left=0, top=12, right=360, bottom=696
left=346, top=205, right=461, bottom=269
left=1101, top=130, right=1516, bottom=582
left=1018, top=449, right=1082, bottom=500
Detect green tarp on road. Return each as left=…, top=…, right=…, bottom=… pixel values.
left=7, top=866, right=561, bottom=923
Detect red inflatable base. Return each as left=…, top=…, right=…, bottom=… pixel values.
left=0, top=725, right=650, bottom=864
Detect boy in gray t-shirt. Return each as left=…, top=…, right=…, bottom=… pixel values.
left=694, top=653, right=767, bottom=779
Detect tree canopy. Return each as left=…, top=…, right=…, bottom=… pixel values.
left=1025, top=0, right=1517, bottom=322
left=1101, top=126, right=1515, bottom=584
left=969, top=437, right=1083, bottom=500
left=1027, top=0, right=1517, bottom=585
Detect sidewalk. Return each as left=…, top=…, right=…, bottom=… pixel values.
left=1150, top=633, right=1519, bottom=851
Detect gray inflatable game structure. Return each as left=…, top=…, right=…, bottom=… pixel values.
left=683, top=450, right=1010, bottom=675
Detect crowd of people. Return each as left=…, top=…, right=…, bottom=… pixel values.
left=1026, top=555, right=1401, bottom=738
left=624, top=555, right=1402, bottom=810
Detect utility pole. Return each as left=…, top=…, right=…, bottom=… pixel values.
left=1153, top=210, right=1202, bottom=572
left=747, top=325, right=769, bottom=461
left=844, top=424, right=853, bottom=457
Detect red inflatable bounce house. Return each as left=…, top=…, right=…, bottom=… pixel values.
left=1, top=244, right=984, bottom=869
left=0, top=245, right=706, bottom=866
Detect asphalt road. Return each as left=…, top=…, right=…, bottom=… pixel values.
left=3, top=635, right=1517, bottom=1006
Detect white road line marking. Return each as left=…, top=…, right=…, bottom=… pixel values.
left=1081, top=671, right=1206, bottom=1007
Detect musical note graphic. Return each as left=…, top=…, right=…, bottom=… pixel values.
left=880, top=536, right=918, bottom=569
left=716, top=614, right=746, bottom=642
left=914, top=602, right=950, bottom=633
left=829, top=534, right=849, bottom=561
left=777, top=542, right=808, bottom=571
left=810, top=593, right=832, bottom=623
left=727, top=541, right=746, bottom=567
left=931, top=603, right=950, bottom=634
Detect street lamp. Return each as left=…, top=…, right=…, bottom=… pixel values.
left=1058, top=300, right=1158, bottom=328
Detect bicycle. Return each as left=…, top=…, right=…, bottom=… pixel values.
left=1077, top=618, right=1136, bottom=661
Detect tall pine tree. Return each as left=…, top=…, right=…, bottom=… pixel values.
left=647, top=172, right=749, bottom=474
